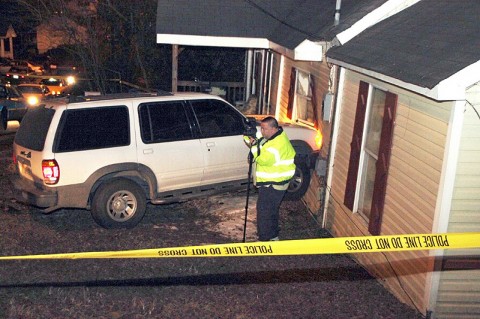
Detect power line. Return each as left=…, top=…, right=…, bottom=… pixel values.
left=243, top=0, right=317, bottom=38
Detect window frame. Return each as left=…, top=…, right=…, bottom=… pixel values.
left=138, top=100, right=195, bottom=144
left=189, top=99, right=246, bottom=138
left=294, top=69, right=313, bottom=126
left=354, top=86, right=385, bottom=218
left=53, top=105, right=130, bottom=153
left=344, top=81, right=398, bottom=235
left=287, top=67, right=319, bottom=128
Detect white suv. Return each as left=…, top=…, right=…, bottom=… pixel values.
left=11, top=92, right=322, bottom=228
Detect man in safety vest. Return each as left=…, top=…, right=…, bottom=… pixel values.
left=244, top=116, right=296, bottom=241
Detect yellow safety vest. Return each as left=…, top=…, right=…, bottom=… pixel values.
left=249, top=128, right=296, bottom=186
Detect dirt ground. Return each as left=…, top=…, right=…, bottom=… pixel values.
left=0, top=127, right=424, bottom=319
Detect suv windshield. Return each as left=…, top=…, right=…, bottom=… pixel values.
left=14, top=106, right=55, bottom=151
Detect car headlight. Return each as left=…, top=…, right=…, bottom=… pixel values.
left=66, top=76, right=75, bottom=85
left=27, top=96, right=39, bottom=106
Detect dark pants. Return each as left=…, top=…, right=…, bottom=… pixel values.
left=256, top=185, right=286, bottom=241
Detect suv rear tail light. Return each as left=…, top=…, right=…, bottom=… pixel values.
left=42, top=159, right=60, bottom=185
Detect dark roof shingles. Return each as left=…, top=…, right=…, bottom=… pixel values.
left=327, top=0, right=480, bottom=88
left=156, top=0, right=389, bottom=49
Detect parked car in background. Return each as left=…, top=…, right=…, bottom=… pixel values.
left=39, top=77, right=68, bottom=95
left=0, top=57, right=12, bottom=74
left=17, top=83, right=51, bottom=106
left=9, top=60, right=43, bottom=74
left=26, top=61, right=44, bottom=74
left=0, top=83, right=28, bottom=122
left=11, top=92, right=322, bottom=229
left=4, top=67, right=33, bottom=85
left=1, top=59, right=43, bottom=76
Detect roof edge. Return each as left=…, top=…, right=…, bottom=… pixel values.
left=156, top=34, right=310, bottom=60
left=336, top=0, right=421, bottom=45
left=327, top=57, right=470, bottom=101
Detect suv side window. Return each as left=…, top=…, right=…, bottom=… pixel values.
left=190, top=99, right=244, bottom=138
left=139, top=101, right=193, bottom=143
left=54, top=106, right=130, bottom=152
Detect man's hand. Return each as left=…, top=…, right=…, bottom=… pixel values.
left=243, top=135, right=257, bottom=147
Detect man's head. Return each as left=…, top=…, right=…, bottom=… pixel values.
left=260, top=116, right=279, bottom=139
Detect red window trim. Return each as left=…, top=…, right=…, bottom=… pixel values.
left=344, top=81, right=369, bottom=210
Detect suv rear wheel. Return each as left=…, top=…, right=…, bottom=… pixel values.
left=91, top=178, right=146, bottom=229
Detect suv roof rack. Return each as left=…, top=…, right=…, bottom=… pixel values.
left=156, top=90, right=173, bottom=96
left=65, top=91, right=174, bottom=104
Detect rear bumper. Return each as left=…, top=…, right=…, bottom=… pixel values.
left=10, top=175, right=91, bottom=212
left=10, top=175, right=58, bottom=209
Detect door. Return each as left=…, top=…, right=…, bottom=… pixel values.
left=136, top=100, right=204, bottom=191
left=189, top=99, right=249, bottom=184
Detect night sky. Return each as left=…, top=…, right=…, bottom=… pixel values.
left=0, top=0, right=37, bottom=32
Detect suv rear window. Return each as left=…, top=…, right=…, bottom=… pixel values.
left=14, top=106, right=55, bottom=151
left=54, top=106, right=130, bottom=152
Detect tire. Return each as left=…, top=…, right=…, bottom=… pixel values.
left=91, top=178, right=146, bottom=229
left=284, top=163, right=311, bottom=201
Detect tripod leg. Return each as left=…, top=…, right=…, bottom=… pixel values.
left=243, top=151, right=254, bottom=243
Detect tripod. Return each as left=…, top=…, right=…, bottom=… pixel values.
left=242, top=148, right=254, bottom=243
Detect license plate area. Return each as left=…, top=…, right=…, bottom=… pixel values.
left=17, top=156, right=33, bottom=180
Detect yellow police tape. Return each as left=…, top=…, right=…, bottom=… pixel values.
left=0, top=233, right=479, bottom=260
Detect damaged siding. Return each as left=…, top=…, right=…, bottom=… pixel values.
left=275, top=57, right=332, bottom=214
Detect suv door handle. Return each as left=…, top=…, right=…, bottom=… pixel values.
left=143, top=148, right=153, bottom=154
left=206, top=142, right=215, bottom=147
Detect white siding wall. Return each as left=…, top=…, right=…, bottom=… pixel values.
left=434, top=83, right=480, bottom=319
left=326, top=70, right=452, bottom=314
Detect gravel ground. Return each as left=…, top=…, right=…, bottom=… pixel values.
left=0, top=128, right=424, bottom=319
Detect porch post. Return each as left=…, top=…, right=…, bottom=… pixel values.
left=171, top=44, right=178, bottom=93
left=9, top=37, right=14, bottom=59
left=245, top=49, right=253, bottom=101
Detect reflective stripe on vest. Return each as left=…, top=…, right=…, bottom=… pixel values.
left=256, top=169, right=296, bottom=179
left=263, top=147, right=295, bottom=166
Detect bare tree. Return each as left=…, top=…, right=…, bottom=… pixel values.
left=16, top=0, right=170, bottom=92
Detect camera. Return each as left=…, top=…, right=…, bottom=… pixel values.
left=243, top=117, right=258, bottom=138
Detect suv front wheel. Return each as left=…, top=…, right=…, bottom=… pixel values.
left=91, top=178, right=147, bottom=229
left=284, top=163, right=311, bottom=201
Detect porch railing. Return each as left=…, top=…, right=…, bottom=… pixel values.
left=177, top=81, right=246, bottom=105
